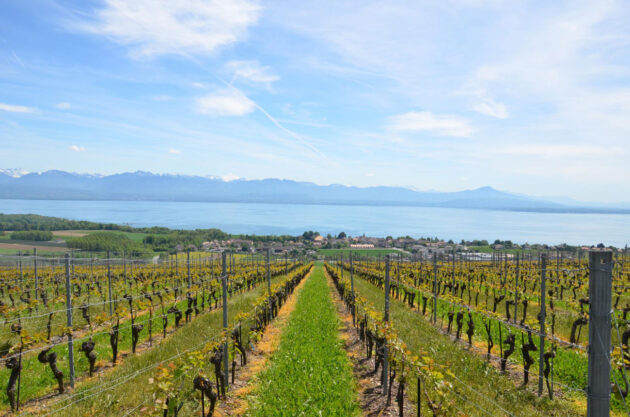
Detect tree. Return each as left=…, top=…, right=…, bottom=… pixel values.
left=337, top=232, right=347, bottom=239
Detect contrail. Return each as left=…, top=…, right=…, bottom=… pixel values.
left=217, top=78, right=332, bottom=164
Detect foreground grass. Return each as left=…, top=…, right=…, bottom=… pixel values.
left=350, top=271, right=584, bottom=417
left=248, top=266, right=360, bottom=417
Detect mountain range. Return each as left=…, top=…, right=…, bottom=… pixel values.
left=0, top=169, right=628, bottom=214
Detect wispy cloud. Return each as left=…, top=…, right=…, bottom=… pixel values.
left=471, top=98, right=508, bottom=119
left=0, top=103, right=36, bottom=113
left=80, top=0, right=261, bottom=58
left=226, top=60, right=279, bottom=85
left=69, top=145, right=86, bottom=152
left=168, top=149, right=181, bottom=154
left=388, top=111, right=473, bottom=137
left=196, top=88, right=255, bottom=116
left=55, top=102, right=72, bottom=110
left=493, top=144, right=622, bottom=158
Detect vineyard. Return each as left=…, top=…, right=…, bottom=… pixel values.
left=0, top=248, right=626, bottom=416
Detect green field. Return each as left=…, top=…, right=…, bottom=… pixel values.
left=247, top=266, right=360, bottom=416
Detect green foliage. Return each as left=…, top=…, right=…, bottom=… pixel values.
left=302, top=230, right=320, bottom=241
left=0, top=214, right=133, bottom=232
left=9, top=230, right=53, bottom=241
left=66, top=232, right=147, bottom=255
left=142, top=229, right=229, bottom=252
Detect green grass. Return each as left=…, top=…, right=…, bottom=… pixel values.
left=247, top=266, right=360, bottom=417
left=349, top=270, right=584, bottom=417
left=317, top=248, right=402, bottom=257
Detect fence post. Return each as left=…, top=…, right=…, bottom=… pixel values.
left=538, top=254, right=547, bottom=396
left=432, top=253, right=438, bottom=324
left=187, top=249, right=191, bottom=289
left=222, top=251, right=229, bottom=389
left=107, top=250, right=113, bottom=317
left=65, top=254, right=75, bottom=388
left=383, top=255, right=390, bottom=395
left=123, top=250, right=127, bottom=288
left=350, top=251, right=355, bottom=322
left=514, top=252, right=519, bottom=323
left=587, top=250, right=613, bottom=417
left=33, top=248, right=38, bottom=301
left=18, top=251, right=23, bottom=287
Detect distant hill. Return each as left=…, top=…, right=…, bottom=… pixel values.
left=0, top=169, right=628, bottom=214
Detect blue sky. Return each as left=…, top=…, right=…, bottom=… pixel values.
left=1, top=0, right=629, bottom=202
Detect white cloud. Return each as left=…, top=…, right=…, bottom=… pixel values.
left=388, top=111, right=473, bottom=137
left=226, top=60, right=279, bottom=84
left=0, top=103, right=36, bottom=113
left=69, top=145, right=86, bottom=152
left=168, top=149, right=181, bottom=154
left=493, top=144, right=622, bottom=158
left=82, top=0, right=261, bottom=58
left=196, top=88, right=255, bottom=116
left=471, top=98, right=508, bottom=119
left=55, top=102, right=72, bottom=110
left=191, top=82, right=206, bottom=89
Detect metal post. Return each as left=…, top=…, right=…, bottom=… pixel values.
left=350, top=251, right=355, bottom=299
left=123, top=250, right=127, bottom=288
left=587, top=251, right=612, bottom=417
left=33, top=248, right=38, bottom=301
left=432, top=253, right=438, bottom=324
left=383, top=255, right=390, bottom=394
left=65, top=254, right=75, bottom=388
left=18, top=251, right=23, bottom=286
left=221, top=251, right=229, bottom=390
left=266, top=249, right=271, bottom=296
left=187, top=249, right=191, bottom=289
left=107, top=250, right=113, bottom=317
left=514, top=252, right=519, bottom=323
left=538, top=255, right=547, bottom=396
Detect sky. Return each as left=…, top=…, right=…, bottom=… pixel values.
left=0, top=0, right=629, bottom=203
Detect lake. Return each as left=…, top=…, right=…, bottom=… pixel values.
left=0, top=199, right=628, bottom=247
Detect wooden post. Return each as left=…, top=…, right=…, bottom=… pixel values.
left=587, top=251, right=613, bottom=417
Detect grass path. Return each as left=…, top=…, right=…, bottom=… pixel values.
left=247, top=265, right=361, bottom=417
left=216, top=268, right=312, bottom=416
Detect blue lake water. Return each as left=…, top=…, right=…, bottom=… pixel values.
left=0, top=199, right=628, bottom=247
